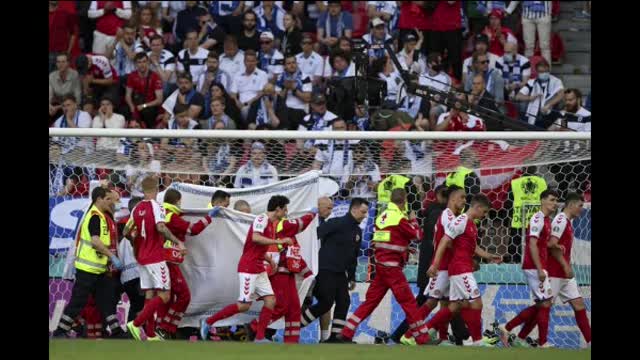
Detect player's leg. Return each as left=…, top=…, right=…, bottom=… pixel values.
left=129, top=262, right=171, bottom=340
left=53, top=270, right=97, bottom=336
left=341, top=269, right=389, bottom=340
left=424, top=274, right=467, bottom=343
left=283, top=276, right=302, bottom=343
left=319, top=312, right=332, bottom=342
left=327, top=272, right=351, bottom=342
left=403, top=271, right=449, bottom=339
left=387, top=268, right=431, bottom=345
left=253, top=272, right=277, bottom=341
left=301, top=271, right=338, bottom=327
left=562, top=278, right=591, bottom=345
left=205, top=273, right=257, bottom=327
left=123, top=278, right=144, bottom=322
left=158, top=266, right=191, bottom=338
left=532, top=271, right=554, bottom=347
left=249, top=274, right=288, bottom=338
left=437, top=299, right=450, bottom=341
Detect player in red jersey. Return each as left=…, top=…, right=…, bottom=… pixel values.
left=399, top=185, right=466, bottom=345
left=248, top=210, right=316, bottom=343
left=124, top=176, right=182, bottom=341
left=425, top=194, right=503, bottom=347
left=153, top=188, right=224, bottom=339
left=200, top=195, right=293, bottom=342
left=547, top=193, right=591, bottom=347
left=500, top=189, right=560, bottom=348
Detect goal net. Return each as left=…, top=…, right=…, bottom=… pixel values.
left=49, top=129, right=591, bottom=348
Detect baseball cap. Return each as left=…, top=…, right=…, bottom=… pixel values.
left=75, top=54, right=89, bottom=75
left=260, top=31, right=274, bottom=41
left=371, top=17, right=385, bottom=28
left=489, top=8, right=505, bottom=18
left=403, top=33, right=417, bottom=43
left=311, top=93, right=327, bottom=104
left=474, top=33, right=490, bottom=45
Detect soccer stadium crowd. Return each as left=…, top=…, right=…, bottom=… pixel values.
left=49, top=1, right=591, bottom=347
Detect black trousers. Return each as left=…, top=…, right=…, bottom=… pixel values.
left=57, top=269, right=122, bottom=335
left=302, top=270, right=350, bottom=337
left=122, top=278, right=145, bottom=323
left=390, top=285, right=470, bottom=345
left=426, top=30, right=464, bottom=81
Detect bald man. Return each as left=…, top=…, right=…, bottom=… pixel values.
left=234, top=200, right=252, bottom=214
left=318, top=196, right=333, bottom=224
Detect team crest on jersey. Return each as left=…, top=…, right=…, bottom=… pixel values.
left=355, top=234, right=360, bottom=242
left=553, top=226, right=560, bottom=232
left=288, top=219, right=297, bottom=224
left=520, top=178, right=540, bottom=195
left=473, top=289, right=480, bottom=296
left=434, top=289, right=441, bottom=296
left=547, top=289, right=552, bottom=295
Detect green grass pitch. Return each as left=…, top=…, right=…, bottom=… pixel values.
left=50, top=340, right=590, bottom=360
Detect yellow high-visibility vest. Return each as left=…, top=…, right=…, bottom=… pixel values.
left=75, top=205, right=111, bottom=274
left=511, top=176, right=547, bottom=229
left=377, top=175, right=410, bottom=213
left=372, top=202, right=407, bottom=243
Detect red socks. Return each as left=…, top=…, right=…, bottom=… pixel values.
left=518, top=315, right=538, bottom=339
left=536, top=306, right=551, bottom=345
left=574, top=309, right=591, bottom=343
left=426, top=307, right=453, bottom=331
left=206, top=304, right=240, bottom=326
left=461, top=308, right=482, bottom=342
left=134, top=296, right=164, bottom=337
left=438, top=322, right=449, bottom=341
left=255, top=306, right=274, bottom=340
left=506, top=305, right=538, bottom=332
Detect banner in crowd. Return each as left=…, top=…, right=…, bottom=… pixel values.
left=48, top=279, right=590, bottom=348
left=167, top=171, right=320, bottom=327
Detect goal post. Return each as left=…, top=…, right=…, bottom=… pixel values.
left=49, top=129, right=591, bottom=347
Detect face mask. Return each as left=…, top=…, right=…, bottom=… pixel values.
left=503, top=53, right=514, bottom=63
left=537, top=72, right=550, bottom=82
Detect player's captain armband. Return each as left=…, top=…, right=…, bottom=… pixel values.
left=372, top=230, right=391, bottom=242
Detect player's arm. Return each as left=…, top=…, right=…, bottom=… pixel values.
left=156, top=222, right=180, bottom=245
left=528, top=237, right=545, bottom=273
left=170, top=214, right=213, bottom=237
left=428, top=234, right=452, bottom=276
left=122, top=217, right=137, bottom=241
left=474, top=245, right=503, bottom=263
left=252, top=232, right=291, bottom=246
left=398, top=214, right=423, bottom=242
left=549, top=243, right=573, bottom=278
left=549, top=215, right=572, bottom=277
left=87, top=215, right=116, bottom=258
left=527, top=214, right=546, bottom=275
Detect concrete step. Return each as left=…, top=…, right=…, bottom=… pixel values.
left=557, top=74, right=591, bottom=91
left=552, top=63, right=591, bottom=75
left=564, top=52, right=591, bottom=67
left=553, top=20, right=591, bottom=32
left=560, top=31, right=591, bottom=43
left=563, top=41, right=591, bottom=52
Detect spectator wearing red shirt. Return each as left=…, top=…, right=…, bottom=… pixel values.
left=397, top=1, right=430, bottom=52
left=482, top=9, right=516, bottom=56
left=435, top=92, right=487, bottom=132
left=49, top=1, right=78, bottom=72
left=88, top=1, right=132, bottom=56
left=125, top=53, right=163, bottom=129
left=426, top=1, right=464, bottom=81
left=76, top=53, right=120, bottom=108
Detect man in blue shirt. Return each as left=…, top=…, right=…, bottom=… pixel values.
left=317, top=1, right=353, bottom=52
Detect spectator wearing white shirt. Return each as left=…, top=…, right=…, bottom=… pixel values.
left=372, top=56, right=405, bottom=106
left=404, top=138, right=433, bottom=178
left=203, top=120, right=237, bottom=187
left=462, top=33, right=500, bottom=86
left=229, top=50, right=270, bottom=123
left=52, top=95, right=93, bottom=155
left=161, top=104, right=202, bottom=167
left=515, top=59, right=564, bottom=126
left=341, top=142, right=381, bottom=199
left=328, top=49, right=356, bottom=79
left=419, top=52, right=453, bottom=125
left=234, top=141, right=279, bottom=188
left=322, top=37, right=353, bottom=79
left=258, top=31, right=284, bottom=83
left=92, top=97, right=126, bottom=152
left=397, top=32, right=426, bottom=75
left=297, top=93, right=339, bottom=162
left=125, top=141, right=162, bottom=199
left=296, top=34, right=324, bottom=86
left=495, top=42, right=531, bottom=102
left=547, top=89, right=591, bottom=132
left=219, top=35, right=246, bottom=78
left=177, top=29, right=210, bottom=81
left=147, top=35, right=177, bottom=94
left=254, top=1, right=286, bottom=38
left=312, top=119, right=359, bottom=179
left=275, top=54, right=312, bottom=129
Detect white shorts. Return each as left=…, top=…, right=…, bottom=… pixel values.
left=423, top=270, right=450, bottom=299
left=524, top=269, right=553, bottom=301
left=92, top=30, right=116, bottom=56
left=139, top=262, right=171, bottom=290
left=449, top=273, right=481, bottom=301
left=238, top=272, right=274, bottom=303
left=550, top=277, right=582, bottom=304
